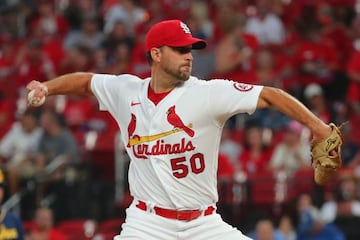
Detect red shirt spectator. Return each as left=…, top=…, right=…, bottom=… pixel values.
left=294, top=34, right=338, bottom=86
left=30, top=227, right=67, bottom=240
left=14, top=39, right=57, bottom=89
left=218, top=153, right=235, bottom=181
left=237, top=126, right=273, bottom=176
left=238, top=148, right=273, bottom=176
left=29, top=0, right=69, bottom=38
left=27, top=207, right=67, bottom=240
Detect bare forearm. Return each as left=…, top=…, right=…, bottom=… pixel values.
left=44, top=72, right=94, bottom=96
left=257, top=87, right=330, bottom=139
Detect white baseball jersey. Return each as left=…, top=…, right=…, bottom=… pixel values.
left=91, top=74, right=263, bottom=210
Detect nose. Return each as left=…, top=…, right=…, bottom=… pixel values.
left=185, top=52, right=193, bottom=61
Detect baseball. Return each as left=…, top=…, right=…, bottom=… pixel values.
left=27, top=89, right=46, bottom=107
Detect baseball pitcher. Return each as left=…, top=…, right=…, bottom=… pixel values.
left=26, top=20, right=342, bottom=240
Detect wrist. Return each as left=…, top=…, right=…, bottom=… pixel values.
left=312, top=123, right=331, bottom=142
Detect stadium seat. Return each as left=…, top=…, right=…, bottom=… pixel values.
left=56, top=219, right=87, bottom=237
left=98, top=218, right=125, bottom=234
left=292, top=168, right=315, bottom=195
left=249, top=171, right=276, bottom=205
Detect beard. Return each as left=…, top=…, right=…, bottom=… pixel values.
left=162, top=62, right=191, bottom=83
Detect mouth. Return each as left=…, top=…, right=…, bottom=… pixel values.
left=181, top=65, right=191, bottom=72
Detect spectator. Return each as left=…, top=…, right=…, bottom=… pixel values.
left=63, top=15, right=104, bottom=50
left=14, top=39, right=57, bottom=90
left=278, top=215, right=296, bottom=240
left=0, top=169, right=24, bottom=240
left=63, top=0, right=101, bottom=31
left=296, top=193, right=345, bottom=240
left=244, top=0, right=286, bottom=46
left=81, top=219, right=105, bottom=240
left=60, top=94, right=96, bottom=133
left=142, top=1, right=165, bottom=24
left=274, top=31, right=302, bottom=98
left=268, top=120, right=311, bottom=174
left=32, top=109, right=81, bottom=220
left=102, top=41, right=132, bottom=75
left=103, top=0, right=147, bottom=36
left=189, top=0, right=214, bottom=41
left=217, top=153, right=235, bottom=183
left=219, top=122, right=242, bottom=165
left=25, top=18, right=66, bottom=74
left=303, top=83, right=331, bottom=123
left=187, top=2, right=216, bottom=79
left=58, top=45, right=94, bottom=75
left=126, top=21, right=151, bottom=78
left=319, top=3, right=354, bottom=73
left=320, top=177, right=360, bottom=223
left=214, top=13, right=258, bottom=77
left=247, top=219, right=284, bottom=240
left=0, top=109, right=42, bottom=194
left=101, top=20, right=134, bottom=56
left=243, top=48, right=282, bottom=87
left=293, top=7, right=338, bottom=92
left=28, top=0, right=69, bottom=38
left=237, top=125, right=273, bottom=176
left=146, top=0, right=192, bottom=22
left=34, top=109, right=80, bottom=176
left=26, top=207, right=66, bottom=240
left=320, top=177, right=360, bottom=240
left=340, top=123, right=360, bottom=167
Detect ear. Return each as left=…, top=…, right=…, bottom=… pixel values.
left=150, top=48, right=161, bottom=62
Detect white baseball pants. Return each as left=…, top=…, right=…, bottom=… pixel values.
left=114, top=201, right=252, bottom=240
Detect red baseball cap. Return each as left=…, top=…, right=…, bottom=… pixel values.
left=145, top=20, right=206, bottom=52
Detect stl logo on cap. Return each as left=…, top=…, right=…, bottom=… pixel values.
left=180, top=22, right=191, bottom=34
left=145, top=19, right=206, bottom=52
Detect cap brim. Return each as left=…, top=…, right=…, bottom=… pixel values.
left=192, top=39, right=207, bottom=50
left=168, top=37, right=207, bottom=50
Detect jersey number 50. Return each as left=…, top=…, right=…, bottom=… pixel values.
left=170, top=153, right=205, bottom=178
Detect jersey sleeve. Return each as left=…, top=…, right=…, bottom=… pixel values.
left=206, top=79, right=263, bottom=123
left=90, top=74, right=125, bottom=112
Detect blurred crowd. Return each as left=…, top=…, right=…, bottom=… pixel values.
left=1, top=0, right=360, bottom=239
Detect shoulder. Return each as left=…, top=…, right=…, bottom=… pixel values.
left=4, top=210, right=21, bottom=222
left=92, top=73, right=144, bottom=82
left=92, top=73, right=147, bottom=88
left=266, top=13, right=283, bottom=23
left=186, top=76, right=209, bottom=86
left=188, top=76, right=234, bottom=86
left=184, top=77, right=236, bottom=92
left=209, top=78, right=257, bottom=91
left=321, top=200, right=336, bottom=208
left=59, top=129, right=77, bottom=141
left=8, top=123, right=22, bottom=133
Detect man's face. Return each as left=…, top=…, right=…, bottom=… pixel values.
left=159, top=46, right=193, bottom=83
left=35, top=208, right=53, bottom=230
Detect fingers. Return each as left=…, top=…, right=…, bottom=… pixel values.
left=26, top=80, right=48, bottom=99
left=26, top=80, right=40, bottom=90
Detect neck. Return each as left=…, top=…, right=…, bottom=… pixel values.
left=150, top=69, right=182, bottom=93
